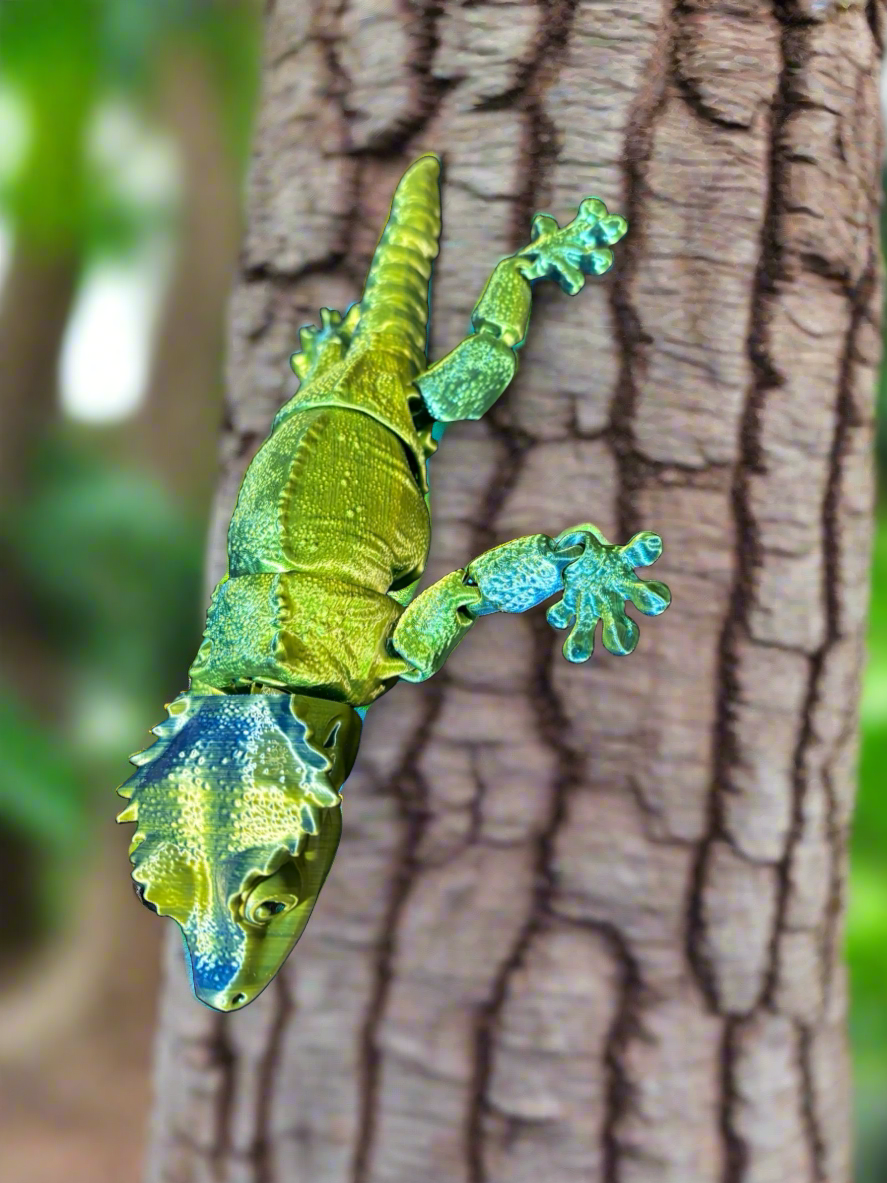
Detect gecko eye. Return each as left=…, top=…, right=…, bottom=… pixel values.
left=245, top=897, right=293, bottom=924
left=242, top=860, right=301, bottom=926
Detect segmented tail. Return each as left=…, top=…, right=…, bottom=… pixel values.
left=352, top=154, right=442, bottom=376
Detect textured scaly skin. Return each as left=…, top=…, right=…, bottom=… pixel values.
left=118, top=155, right=671, bottom=1012
left=186, top=160, right=442, bottom=708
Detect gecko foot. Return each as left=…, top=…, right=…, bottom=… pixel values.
left=545, top=524, right=670, bottom=660
left=289, top=304, right=362, bottom=382
left=516, top=199, right=629, bottom=295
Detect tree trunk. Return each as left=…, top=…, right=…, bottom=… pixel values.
left=144, top=3, right=884, bottom=1181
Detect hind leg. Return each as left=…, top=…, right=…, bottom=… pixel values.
left=271, top=304, right=362, bottom=434
left=412, top=197, right=627, bottom=425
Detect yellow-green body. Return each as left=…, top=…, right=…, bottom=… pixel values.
left=118, top=155, right=671, bottom=1012
left=188, top=382, right=430, bottom=707
left=190, top=159, right=442, bottom=708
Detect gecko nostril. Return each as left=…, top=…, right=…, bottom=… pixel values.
left=231, top=992, right=246, bottom=1007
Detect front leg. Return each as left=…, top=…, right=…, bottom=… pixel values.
left=413, top=198, right=627, bottom=424
left=388, top=526, right=670, bottom=682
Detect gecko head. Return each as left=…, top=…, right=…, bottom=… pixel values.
left=117, top=690, right=361, bottom=1011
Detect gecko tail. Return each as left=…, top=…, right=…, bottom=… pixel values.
left=353, top=154, right=442, bottom=375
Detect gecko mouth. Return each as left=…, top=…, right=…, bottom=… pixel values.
left=132, top=880, right=158, bottom=914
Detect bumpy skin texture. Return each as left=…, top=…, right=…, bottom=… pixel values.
left=118, top=155, right=671, bottom=1012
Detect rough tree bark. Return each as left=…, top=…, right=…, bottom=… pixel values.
left=144, top=2, right=884, bottom=1181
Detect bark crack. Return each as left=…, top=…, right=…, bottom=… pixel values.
left=240, top=254, right=350, bottom=287
left=350, top=687, right=444, bottom=1183
left=686, top=5, right=802, bottom=1014
left=453, top=0, right=646, bottom=1135
left=504, top=0, right=581, bottom=248
left=337, top=0, right=454, bottom=156
left=469, top=8, right=677, bottom=1181
left=867, top=0, right=883, bottom=50
left=796, top=1020, right=827, bottom=1183
left=683, top=13, right=806, bottom=1181
left=316, top=0, right=358, bottom=132
left=607, top=12, right=673, bottom=541
left=465, top=606, right=582, bottom=1183
left=679, top=3, right=881, bottom=1176
left=208, top=1014, right=238, bottom=1179
left=672, top=0, right=771, bottom=130
left=766, top=248, right=878, bottom=1018
left=819, top=716, right=856, bottom=1002
left=720, top=1019, right=748, bottom=1183
left=250, top=971, right=295, bottom=1183
left=456, top=412, right=534, bottom=1183
left=599, top=923, right=644, bottom=1183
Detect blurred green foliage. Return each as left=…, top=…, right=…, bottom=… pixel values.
left=0, top=0, right=259, bottom=255
left=851, top=503, right=887, bottom=1180
left=0, top=684, right=87, bottom=854
left=852, top=173, right=887, bottom=1183
left=6, top=436, right=204, bottom=679
left=0, top=435, right=209, bottom=944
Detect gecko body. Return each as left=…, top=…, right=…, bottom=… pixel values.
left=118, top=156, right=671, bottom=1011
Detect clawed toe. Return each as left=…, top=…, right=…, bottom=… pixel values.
left=546, top=524, right=671, bottom=661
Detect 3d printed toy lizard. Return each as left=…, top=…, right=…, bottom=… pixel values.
left=117, top=155, right=671, bottom=1012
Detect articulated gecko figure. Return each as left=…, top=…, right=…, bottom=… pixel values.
left=118, top=154, right=671, bottom=1012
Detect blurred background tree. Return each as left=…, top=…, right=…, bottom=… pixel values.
left=0, top=1, right=260, bottom=1178
left=0, top=1, right=885, bottom=1181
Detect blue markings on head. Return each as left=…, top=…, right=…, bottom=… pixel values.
left=121, top=690, right=361, bottom=1012
left=184, top=932, right=249, bottom=1011
left=122, top=691, right=340, bottom=810
left=190, top=953, right=242, bottom=996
